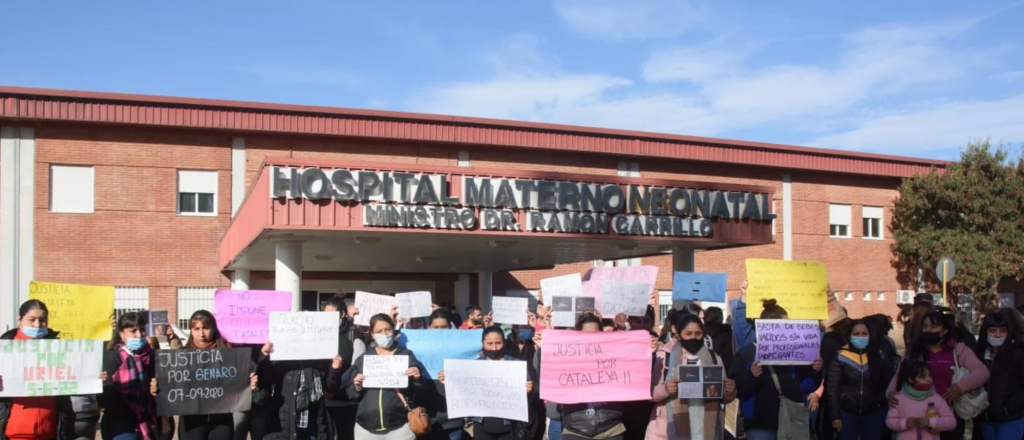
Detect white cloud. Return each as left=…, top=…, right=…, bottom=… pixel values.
left=994, top=70, right=1024, bottom=80
left=552, top=0, right=705, bottom=41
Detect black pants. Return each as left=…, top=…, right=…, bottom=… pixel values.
left=562, top=435, right=622, bottom=440
left=327, top=405, right=357, bottom=440
left=181, top=414, right=234, bottom=440
left=474, top=429, right=515, bottom=440
left=940, top=416, right=965, bottom=440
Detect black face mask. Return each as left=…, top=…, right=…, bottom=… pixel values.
left=483, top=348, right=505, bottom=360
left=920, top=331, right=942, bottom=346
left=679, top=338, right=705, bottom=354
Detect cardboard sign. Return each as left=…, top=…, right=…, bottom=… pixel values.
left=0, top=339, right=103, bottom=397
left=155, top=348, right=253, bottom=416
left=745, top=259, right=829, bottom=320
left=539, top=330, right=652, bottom=404
left=363, top=355, right=409, bottom=388
left=400, top=329, right=482, bottom=379
left=214, top=290, right=292, bottom=344
left=600, top=281, right=650, bottom=316
left=754, top=319, right=821, bottom=365
left=582, top=266, right=658, bottom=299
left=550, top=296, right=595, bottom=328
left=268, top=312, right=339, bottom=361
left=29, top=281, right=114, bottom=340
left=492, top=296, right=529, bottom=325
left=677, top=365, right=725, bottom=399
left=672, top=272, right=728, bottom=303
left=541, top=274, right=585, bottom=298
left=444, top=359, right=529, bottom=422
left=824, top=294, right=847, bottom=328
left=354, top=291, right=396, bottom=327
left=395, top=291, right=433, bottom=319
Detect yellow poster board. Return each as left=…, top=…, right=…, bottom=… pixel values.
left=745, top=259, right=829, bottom=320
left=29, top=281, right=114, bottom=340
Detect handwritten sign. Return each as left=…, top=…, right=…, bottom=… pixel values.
left=29, top=281, right=114, bottom=340
left=582, top=266, right=658, bottom=298
left=539, top=330, right=652, bottom=404
left=445, top=359, right=529, bottom=422
left=600, top=281, right=650, bottom=316
left=0, top=339, right=103, bottom=397
left=395, top=291, right=432, bottom=319
left=354, top=291, right=396, bottom=327
left=268, top=312, right=339, bottom=361
left=677, top=365, right=725, bottom=399
left=400, top=329, right=482, bottom=379
left=550, top=296, right=595, bottom=328
left=155, top=348, right=253, bottom=416
left=214, top=290, right=292, bottom=344
left=754, top=319, right=821, bottom=365
left=492, top=296, right=529, bottom=325
left=363, top=355, right=409, bottom=388
left=672, top=272, right=728, bottom=303
left=745, top=259, right=829, bottom=320
left=541, top=274, right=584, bottom=297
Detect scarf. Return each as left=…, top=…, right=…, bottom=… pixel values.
left=112, top=345, right=157, bottom=440
left=901, top=382, right=936, bottom=401
left=666, top=343, right=724, bottom=440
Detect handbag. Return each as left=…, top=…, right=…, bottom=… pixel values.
left=768, top=367, right=811, bottom=440
left=950, top=343, right=988, bottom=419
left=396, top=390, right=432, bottom=436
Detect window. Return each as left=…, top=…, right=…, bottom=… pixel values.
left=658, top=291, right=672, bottom=326
left=877, top=292, right=886, bottom=301
left=617, top=161, right=640, bottom=178
left=176, top=287, right=216, bottom=329
left=862, top=206, right=883, bottom=239
left=114, top=287, right=150, bottom=320
left=829, top=204, right=851, bottom=238
left=457, top=151, right=470, bottom=167
left=178, top=170, right=218, bottom=215
left=616, top=258, right=641, bottom=267
left=863, top=292, right=872, bottom=301
left=50, top=165, right=94, bottom=213
left=844, top=292, right=853, bottom=301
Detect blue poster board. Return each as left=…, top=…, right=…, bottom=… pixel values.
left=399, top=329, right=483, bottom=379
left=672, top=272, right=728, bottom=302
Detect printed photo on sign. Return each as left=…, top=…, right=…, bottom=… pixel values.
left=363, top=355, right=410, bottom=388
left=754, top=319, right=821, bottom=365
left=155, top=348, right=253, bottom=416
left=0, top=339, right=104, bottom=397
left=676, top=365, right=724, bottom=400
left=550, top=296, right=595, bottom=328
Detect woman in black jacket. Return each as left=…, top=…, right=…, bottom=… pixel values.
left=557, top=314, right=626, bottom=440
left=826, top=319, right=893, bottom=440
left=973, top=312, right=1024, bottom=440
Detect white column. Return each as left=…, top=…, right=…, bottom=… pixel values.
left=275, top=240, right=303, bottom=311
left=478, top=272, right=493, bottom=313
left=231, top=269, right=251, bottom=290
left=231, top=138, right=246, bottom=216
left=671, top=247, right=696, bottom=310
left=0, top=127, right=34, bottom=332
left=782, top=174, right=793, bottom=261
left=455, top=274, right=471, bottom=315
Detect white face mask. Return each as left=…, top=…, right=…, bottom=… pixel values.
left=373, top=333, right=394, bottom=348
left=988, top=336, right=1006, bottom=347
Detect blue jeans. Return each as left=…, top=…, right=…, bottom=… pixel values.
left=548, top=419, right=563, bottom=440
left=447, top=427, right=463, bottom=440
left=980, top=419, right=1024, bottom=440
left=839, top=409, right=886, bottom=440
left=746, top=429, right=777, bottom=440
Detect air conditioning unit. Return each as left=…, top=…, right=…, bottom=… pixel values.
left=896, top=290, right=915, bottom=305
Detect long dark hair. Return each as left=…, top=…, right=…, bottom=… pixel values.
left=428, top=308, right=452, bottom=328
left=671, top=313, right=704, bottom=338
left=108, top=311, right=144, bottom=350
left=18, top=299, right=49, bottom=319
left=184, top=310, right=230, bottom=349
left=975, top=312, right=1016, bottom=360
left=907, top=310, right=954, bottom=361
left=845, top=319, right=885, bottom=388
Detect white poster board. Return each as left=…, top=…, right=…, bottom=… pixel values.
left=363, top=355, right=409, bottom=388
left=395, top=291, right=433, bottom=319
left=444, top=359, right=529, bottom=422
left=268, top=312, right=339, bottom=361
left=492, top=296, right=529, bottom=325
left=541, top=274, right=584, bottom=298
left=0, top=339, right=104, bottom=397
left=355, top=291, right=396, bottom=327
left=600, top=281, right=650, bottom=316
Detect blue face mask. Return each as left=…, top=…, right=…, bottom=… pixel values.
left=518, top=328, right=535, bottom=341
left=126, top=337, right=146, bottom=352
left=21, top=326, right=49, bottom=339
left=850, top=336, right=869, bottom=350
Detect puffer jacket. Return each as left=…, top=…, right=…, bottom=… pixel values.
left=346, top=345, right=427, bottom=432
left=0, top=329, right=76, bottom=440
left=826, top=345, right=893, bottom=421
left=979, top=341, right=1024, bottom=422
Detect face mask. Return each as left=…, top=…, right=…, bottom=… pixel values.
left=912, top=382, right=932, bottom=391
left=679, top=338, right=705, bottom=354
left=21, top=326, right=48, bottom=339
left=518, top=328, right=535, bottom=340
left=988, top=336, right=1006, bottom=347
left=482, top=348, right=505, bottom=360
left=850, top=336, right=869, bottom=350
left=126, top=337, right=146, bottom=352
left=373, top=333, right=394, bottom=348
left=920, top=331, right=942, bottom=346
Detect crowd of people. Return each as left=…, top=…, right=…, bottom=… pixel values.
left=1, top=285, right=1023, bottom=440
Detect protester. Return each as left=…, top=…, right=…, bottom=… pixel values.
left=973, top=312, right=1024, bottom=440
left=826, top=319, right=894, bottom=440
left=100, top=312, right=159, bottom=440
left=460, top=306, right=485, bottom=330
left=903, top=294, right=935, bottom=350
left=703, top=307, right=733, bottom=370
left=885, top=360, right=956, bottom=440
left=414, top=308, right=465, bottom=440
left=647, top=313, right=736, bottom=440
left=323, top=296, right=367, bottom=440
left=558, top=314, right=627, bottom=440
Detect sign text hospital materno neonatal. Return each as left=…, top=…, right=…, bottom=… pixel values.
left=270, top=167, right=775, bottom=237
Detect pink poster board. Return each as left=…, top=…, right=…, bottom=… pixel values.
left=582, top=266, right=659, bottom=311
left=214, top=290, right=293, bottom=344
left=539, top=329, right=653, bottom=404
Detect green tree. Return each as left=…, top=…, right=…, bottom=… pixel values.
left=890, top=140, right=1024, bottom=298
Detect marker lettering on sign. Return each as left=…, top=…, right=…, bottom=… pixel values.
left=0, top=339, right=104, bottom=398
left=539, top=330, right=652, bottom=404
left=155, top=348, right=252, bottom=417
left=754, top=319, right=822, bottom=365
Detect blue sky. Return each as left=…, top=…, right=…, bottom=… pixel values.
left=2, top=1, right=1023, bottom=160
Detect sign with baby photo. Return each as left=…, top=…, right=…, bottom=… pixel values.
left=549, top=295, right=596, bottom=328
left=676, top=365, right=725, bottom=400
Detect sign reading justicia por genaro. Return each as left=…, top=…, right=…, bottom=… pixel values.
left=270, top=166, right=775, bottom=238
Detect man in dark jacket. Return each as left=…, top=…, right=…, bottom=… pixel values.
left=704, top=307, right=733, bottom=369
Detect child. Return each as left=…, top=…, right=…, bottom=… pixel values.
left=886, top=360, right=956, bottom=440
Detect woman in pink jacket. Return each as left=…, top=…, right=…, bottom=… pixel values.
left=886, top=360, right=956, bottom=440
left=885, top=310, right=989, bottom=440
left=646, top=313, right=736, bottom=440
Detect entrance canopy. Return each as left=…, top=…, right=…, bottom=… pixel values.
left=221, top=157, right=776, bottom=273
